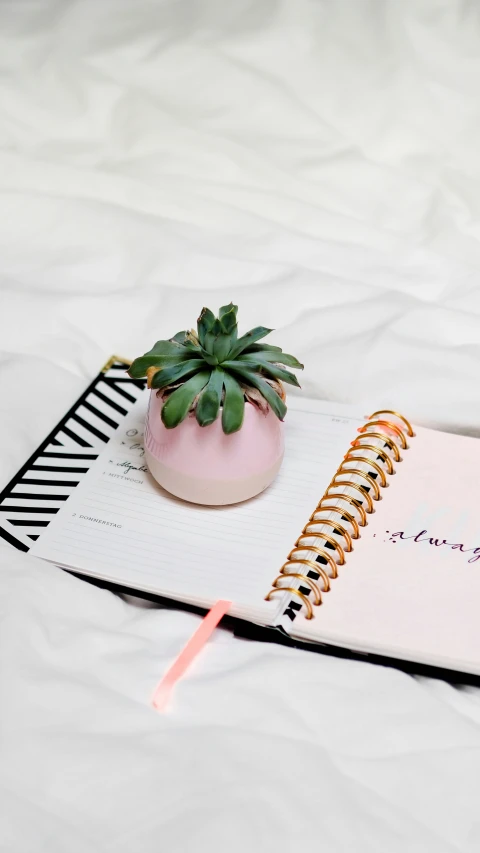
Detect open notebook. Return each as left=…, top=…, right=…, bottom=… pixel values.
left=2, top=359, right=480, bottom=680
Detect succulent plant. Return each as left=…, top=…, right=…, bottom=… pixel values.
left=129, top=304, right=303, bottom=434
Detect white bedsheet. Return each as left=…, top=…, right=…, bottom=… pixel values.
left=1, top=1, right=480, bottom=850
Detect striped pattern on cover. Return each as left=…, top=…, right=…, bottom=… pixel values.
left=0, top=360, right=145, bottom=552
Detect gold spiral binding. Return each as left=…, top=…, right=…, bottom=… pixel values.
left=330, top=479, right=375, bottom=512
left=265, top=586, right=314, bottom=619
left=342, top=454, right=388, bottom=487
left=311, top=505, right=360, bottom=539
left=346, top=444, right=395, bottom=475
left=317, top=494, right=368, bottom=526
left=288, top=540, right=339, bottom=563
left=352, top=431, right=401, bottom=461
left=272, top=573, right=323, bottom=605
left=334, top=465, right=382, bottom=500
left=359, top=420, right=408, bottom=449
left=296, top=532, right=346, bottom=564
left=303, top=519, right=353, bottom=553
left=281, top=561, right=331, bottom=592
left=265, top=409, right=414, bottom=619
left=285, top=550, right=339, bottom=579
left=369, top=409, right=414, bottom=436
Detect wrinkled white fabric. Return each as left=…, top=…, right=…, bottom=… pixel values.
left=1, top=1, right=480, bottom=850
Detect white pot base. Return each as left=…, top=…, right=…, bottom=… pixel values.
left=145, top=447, right=284, bottom=506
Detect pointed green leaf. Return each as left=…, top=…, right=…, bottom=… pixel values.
left=230, top=321, right=238, bottom=347
left=150, top=359, right=205, bottom=390
left=243, top=343, right=282, bottom=353
left=202, top=318, right=226, bottom=355
left=203, top=330, right=216, bottom=355
left=196, top=392, right=219, bottom=427
left=219, top=302, right=237, bottom=319
left=197, top=308, right=216, bottom=347
left=129, top=351, right=204, bottom=379
left=161, top=371, right=210, bottom=429
left=228, top=327, right=274, bottom=359
left=256, top=362, right=301, bottom=387
left=223, top=363, right=287, bottom=420
left=128, top=343, right=202, bottom=378
left=212, top=333, right=232, bottom=364
left=221, top=373, right=245, bottom=434
left=149, top=339, right=187, bottom=355
left=171, top=331, right=188, bottom=344
left=238, top=351, right=304, bottom=369
left=219, top=306, right=238, bottom=335
left=195, top=368, right=224, bottom=427
left=200, top=348, right=219, bottom=366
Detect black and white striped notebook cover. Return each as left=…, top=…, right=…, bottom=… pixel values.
left=0, top=357, right=145, bottom=553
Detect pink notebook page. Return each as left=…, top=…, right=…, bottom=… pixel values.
left=290, top=425, right=480, bottom=675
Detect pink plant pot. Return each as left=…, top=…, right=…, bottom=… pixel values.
left=144, top=390, right=285, bottom=505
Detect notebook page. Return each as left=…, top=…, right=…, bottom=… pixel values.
left=289, top=425, right=480, bottom=675
left=31, top=395, right=364, bottom=622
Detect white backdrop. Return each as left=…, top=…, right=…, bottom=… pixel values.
left=1, top=1, right=480, bottom=850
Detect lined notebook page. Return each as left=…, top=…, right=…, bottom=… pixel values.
left=31, top=395, right=364, bottom=623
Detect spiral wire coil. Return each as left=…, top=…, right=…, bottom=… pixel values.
left=265, top=410, right=414, bottom=619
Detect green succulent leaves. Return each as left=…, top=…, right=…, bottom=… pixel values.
left=221, top=372, right=245, bottom=434
left=195, top=367, right=224, bottom=427
left=161, top=371, right=210, bottom=429
left=128, top=304, right=303, bottom=434
left=128, top=340, right=202, bottom=378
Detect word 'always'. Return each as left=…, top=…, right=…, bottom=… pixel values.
left=388, top=529, right=480, bottom=563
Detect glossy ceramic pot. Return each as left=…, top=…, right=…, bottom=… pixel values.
left=144, top=390, right=285, bottom=505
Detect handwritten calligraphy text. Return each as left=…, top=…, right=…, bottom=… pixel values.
left=388, top=529, right=480, bottom=563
